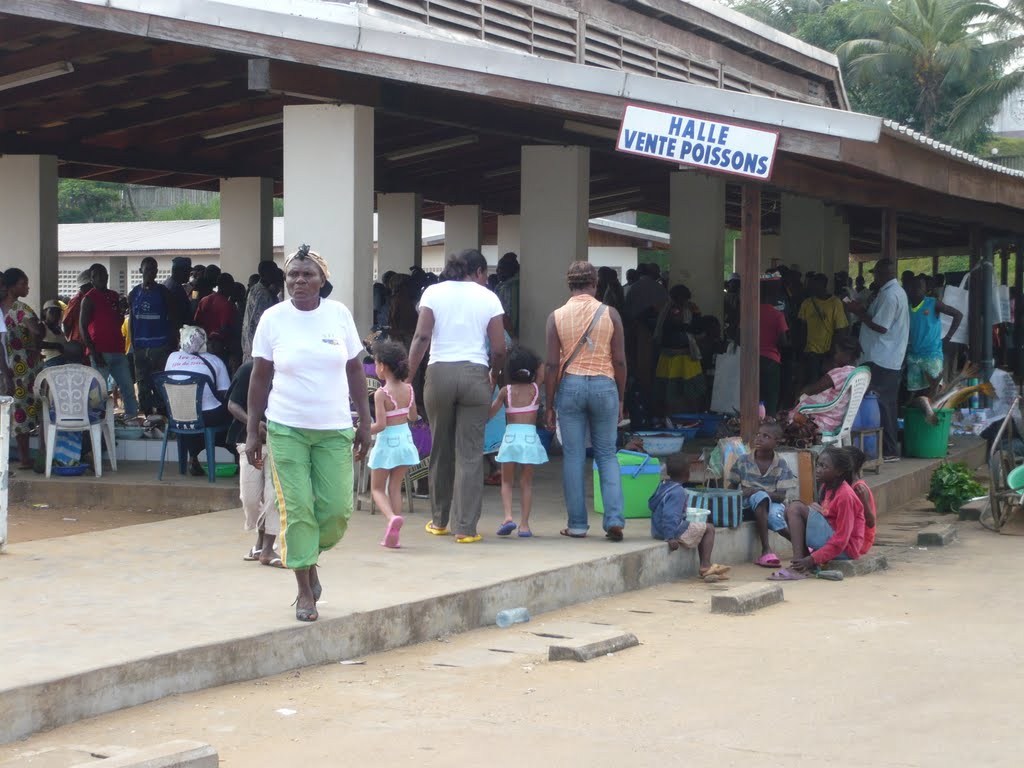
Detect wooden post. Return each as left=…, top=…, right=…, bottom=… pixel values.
left=881, top=209, right=897, bottom=262
left=1015, top=239, right=1024, bottom=379
left=739, top=183, right=761, bottom=443
left=968, top=226, right=983, bottom=366
left=931, top=252, right=939, bottom=277
left=1001, top=247, right=1009, bottom=286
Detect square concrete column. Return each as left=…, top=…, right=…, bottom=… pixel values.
left=670, top=172, right=725, bottom=320
left=781, top=193, right=826, bottom=274
left=497, top=214, right=521, bottom=257
left=283, top=104, right=374, bottom=330
left=0, top=155, right=57, bottom=306
left=220, top=177, right=274, bottom=281
left=377, top=192, right=422, bottom=277
left=444, top=205, right=482, bottom=255
left=823, top=207, right=851, bottom=279
left=520, top=145, right=589, bottom=352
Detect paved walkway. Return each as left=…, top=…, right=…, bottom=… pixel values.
left=0, top=437, right=985, bottom=743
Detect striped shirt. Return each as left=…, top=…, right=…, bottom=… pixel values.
left=727, top=452, right=797, bottom=496
left=554, top=294, right=615, bottom=380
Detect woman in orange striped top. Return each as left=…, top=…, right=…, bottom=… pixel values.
left=544, top=261, right=628, bottom=540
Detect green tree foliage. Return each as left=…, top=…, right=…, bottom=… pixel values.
left=57, top=179, right=130, bottom=223
left=728, top=0, right=1001, bottom=151
left=839, top=0, right=998, bottom=146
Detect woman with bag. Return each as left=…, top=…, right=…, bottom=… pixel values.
left=544, top=261, right=628, bottom=540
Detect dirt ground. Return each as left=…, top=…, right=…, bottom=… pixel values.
left=2, top=506, right=1022, bottom=767
left=4, top=502, right=203, bottom=543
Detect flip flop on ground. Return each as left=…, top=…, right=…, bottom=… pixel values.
left=497, top=520, right=518, bottom=536
left=560, top=528, right=586, bottom=538
left=261, top=556, right=285, bottom=568
left=700, top=564, right=731, bottom=579
left=756, top=553, right=782, bottom=568
left=767, top=567, right=807, bottom=581
left=243, top=546, right=262, bottom=561
left=605, top=526, right=624, bottom=542
left=383, top=515, right=404, bottom=548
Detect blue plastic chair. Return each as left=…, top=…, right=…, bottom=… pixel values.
left=152, top=372, right=229, bottom=483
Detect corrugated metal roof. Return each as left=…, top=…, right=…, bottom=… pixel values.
left=881, top=120, right=1024, bottom=179
left=58, top=216, right=448, bottom=254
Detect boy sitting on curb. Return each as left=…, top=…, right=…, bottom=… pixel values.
left=772, top=445, right=866, bottom=581
left=727, top=422, right=797, bottom=568
left=649, top=453, right=731, bottom=580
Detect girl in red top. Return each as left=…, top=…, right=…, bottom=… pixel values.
left=775, top=446, right=865, bottom=579
left=846, top=447, right=877, bottom=555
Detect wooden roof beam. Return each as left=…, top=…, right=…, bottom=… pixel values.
left=0, top=44, right=215, bottom=110
left=0, top=29, right=128, bottom=74
left=19, top=83, right=251, bottom=146
left=0, top=62, right=240, bottom=133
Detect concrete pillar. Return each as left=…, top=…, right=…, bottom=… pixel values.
left=497, top=214, right=521, bottom=257
left=220, top=177, right=274, bottom=282
left=0, top=155, right=57, bottom=306
left=108, top=256, right=128, bottom=296
left=781, top=193, right=826, bottom=274
left=377, top=192, right=422, bottom=277
left=444, top=205, right=482, bottom=255
left=669, top=172, right=725, bottom=320
left=520, top=145, right=589, bottom=353
left=283, top=104, right=374, bottom=330
left=823, top=207, right=851, bottom=281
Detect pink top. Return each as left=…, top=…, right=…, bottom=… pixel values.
left=381, top=383, right=412, bottom=417
left=505, top=383, right=540, bottom=414
left=853, top=479, right=877, bottom=555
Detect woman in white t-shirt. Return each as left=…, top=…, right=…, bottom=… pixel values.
left=164, top=325, right=232, bottom=476
left=408, top=249, right=506, bottom=543
left=245, top=246, right=371, bottom=623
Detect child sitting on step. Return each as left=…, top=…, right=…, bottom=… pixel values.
left=728, top=421, right=797, bottom=568
left=649, top=453, right=730, bottom=580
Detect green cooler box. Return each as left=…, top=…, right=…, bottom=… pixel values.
left=593, top=450, right=662, bottom=519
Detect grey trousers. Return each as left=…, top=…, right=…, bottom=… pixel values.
left=868, top=362, right=902, bottom=457
left=424, top=361, right=492, bottom=536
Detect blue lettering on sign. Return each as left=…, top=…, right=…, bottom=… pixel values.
left=669, top=116, right=685, bottom=136
left=623, top=129, right=638, bottom=149
left=621, top=114, right=772, bottom=177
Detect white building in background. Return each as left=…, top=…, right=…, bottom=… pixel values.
left=55, top=215, right=667, bottom=300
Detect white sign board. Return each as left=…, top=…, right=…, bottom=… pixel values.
left=616, top=105, right=779, bottom=181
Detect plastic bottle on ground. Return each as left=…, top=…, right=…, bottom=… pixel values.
left=496, top=607, right=530, bottom=628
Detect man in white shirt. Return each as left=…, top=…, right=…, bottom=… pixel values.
left=847, top=257, right=909, bottom=462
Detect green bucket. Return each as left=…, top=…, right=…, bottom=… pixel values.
left=902, top=407, right=953, bottom=459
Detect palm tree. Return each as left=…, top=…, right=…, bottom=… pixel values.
left=839, top=0, right=995, bottom=137
left=947, top=1, right=1024, bottom=143
left=727, top=0, right=838, bottom=34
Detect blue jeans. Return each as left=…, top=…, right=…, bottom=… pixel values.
left=557, top=374, right=624, bottom=534
left=806, top=510, right=851, bottom=560
left=746, top=490, right=788, bottom=532
left=94, top=352, right=138, bottom=418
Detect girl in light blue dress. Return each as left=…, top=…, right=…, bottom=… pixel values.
left=368, top=340, right=420, bottom=549
left=489, top=346, right=548, bottom=538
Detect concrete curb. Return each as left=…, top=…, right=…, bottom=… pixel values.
left=1, top=525, right=761, bottom=745
left=711, top=584, right=784, bottom=615
left=917, top=523, right=957, bottom=546
left=69, top=741, right=217, bottom=768
left=548, top=633, right=640, bottom=662
left=828, top=553, right=888, bottom=577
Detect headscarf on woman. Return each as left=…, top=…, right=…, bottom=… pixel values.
left=179, top=325, right=207, bottom=355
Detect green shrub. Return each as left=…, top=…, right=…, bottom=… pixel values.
left=927, top=462, right=985, bottom=515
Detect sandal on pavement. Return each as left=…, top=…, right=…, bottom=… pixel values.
left=700, top=564, right=732, bottom=578
left=382, top=515, right=404, bottom=549
left=766, top=568, right=807, bottom=581
left=455, top=534, right=483, bottom=543
left=559, top=528, right=586, bottom=538
left=243, top=546, right=262, bottom=561
left=518, top=529, right=533, bottom=538
left=425, top=521, right=450, bottom=536
left=756, top=553, right=782, bottom=568
left=605, top=526, right=624, bottom=542
left=292, top=596, right=319, bottom=622
left=261, top=557, right=285, bottom=568
left=497, top=521, right=517, bottom=536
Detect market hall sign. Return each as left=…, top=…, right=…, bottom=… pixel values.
left=616, top=105, right=779, bottom=181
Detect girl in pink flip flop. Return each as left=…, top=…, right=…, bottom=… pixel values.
left=368, top=340, right=421, bottom=549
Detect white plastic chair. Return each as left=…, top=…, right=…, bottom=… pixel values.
left=796, top=365, right=872, bottom=447
left=33, top=364, right=117, bottom=478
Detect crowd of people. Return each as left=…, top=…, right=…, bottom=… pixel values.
left=5, top=241, right=1014, bottom=621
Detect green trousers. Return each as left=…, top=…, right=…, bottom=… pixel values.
left=267, top=421, right=354, bottom=570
